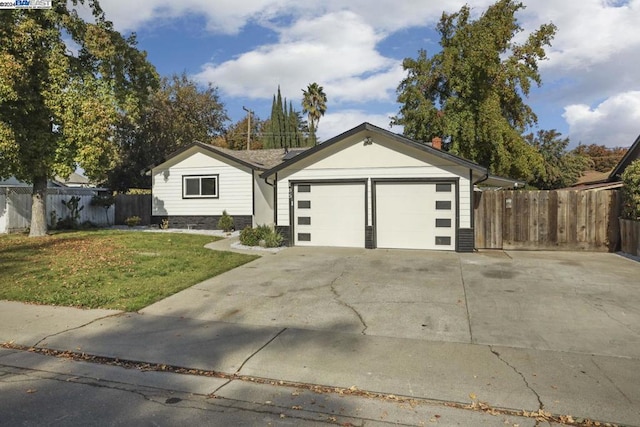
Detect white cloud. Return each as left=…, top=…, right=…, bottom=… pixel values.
left=563, top=91, right=640, bottom=147
left=193, top=11, right=403, bottom=105
left=316, top=110, right=398, bottom=141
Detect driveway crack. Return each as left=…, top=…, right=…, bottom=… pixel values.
left=234, top=328, right=287, bottom=375
left=489, top=346, right=544, bottom=412
left=329, top=261, right=368, bottom=335
left=591, top=358, right=633, bottom=404
left=457, top=256, right=473, bottom=343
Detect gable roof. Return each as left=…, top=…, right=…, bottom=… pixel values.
left=608, top=133, right=640, bottom=181
left=146, top=141, right=307, bottom=174
left=261, top=122, right=487, bottom=179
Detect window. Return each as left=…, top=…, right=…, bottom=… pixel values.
left=436, top=218, right=452, bottom=228
left=298, top=185, right=311, bottom=193
left=298, top=233, right=311, bottom=241
left=298, top=200, right=311, bottom=209
left=435, top=236, right=451, bottom=246
left=436, top=183, right=452, bottom=192
left=298, top=216, right=311, bottom=225
left=435, top=200, right=451, bottom=210
left=183, top=175, right=219, bottom=198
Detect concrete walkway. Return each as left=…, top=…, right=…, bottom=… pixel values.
left=1, top=245, right=639, bottom=426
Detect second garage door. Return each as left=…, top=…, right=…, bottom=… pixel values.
left=293, top=182, right=365, bottom=248
left=375, top=181, right=456, bottom=250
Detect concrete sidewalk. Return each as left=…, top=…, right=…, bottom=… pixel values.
left=1, top=302, right=638, bottom=426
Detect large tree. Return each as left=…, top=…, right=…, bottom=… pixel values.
left=526, top=130, right=590, bottom=189
left=107, top=73, right=228, bottom=190
left=264, top=86, right=308, bottom=149
left=392, top=0, right=556, bottom=180
left=572, top=143, right=628, bottom=172
left=302, top=82, right=327, bottom=146
left=0, top=1, right=158, bottom=236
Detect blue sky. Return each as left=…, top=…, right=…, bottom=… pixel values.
left=85, top=0, right=640, bottom=148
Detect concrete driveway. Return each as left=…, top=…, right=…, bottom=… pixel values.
left=142, top=246, right=640, bottom=359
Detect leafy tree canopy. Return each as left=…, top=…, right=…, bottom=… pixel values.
left=572, top=143, right=628, bottom=172
left=0, top=1, right=158, bottom=236
left=525, top=130, right=590, bottom=189
left=107, top=73, right=228, bottom=191
left=392, top=0, right=556, bottom=180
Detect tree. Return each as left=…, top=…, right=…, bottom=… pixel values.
left=264, top=87, right=308, bottom=149
left=392, top=0, right=556, bottom=180
left=224, top=115, right=264, bottom=150
left=525, top=130, right=590, bottom=189
left=0, top=2, right=158, bottom=236
left=572, top=144, right=628, bottom=172
left=302, top=82, right=327, bottom=145
left=107, top=73, right=228, bottom=191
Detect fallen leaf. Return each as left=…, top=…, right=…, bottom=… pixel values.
left=469, top=393, right=477, bottom=400
left=26, top=389, right=37, bottom=394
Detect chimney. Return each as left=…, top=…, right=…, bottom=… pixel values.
left=431, top=136, right=442, bottom=150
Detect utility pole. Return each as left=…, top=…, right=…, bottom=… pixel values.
left=242, top=106, right=252, bottom=151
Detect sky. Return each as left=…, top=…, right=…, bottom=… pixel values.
left=81, top=0, right=640, bottom=148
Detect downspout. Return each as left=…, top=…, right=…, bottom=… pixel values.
left=473, top=167, right=490, bottom=186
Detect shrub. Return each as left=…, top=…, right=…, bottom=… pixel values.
left=217, top=210, right=234, bottom=232
left=621, top=159, right=640, bottom=220
left=240, top=226, right=260, bottom=247
left=57, top=196, right=84, bottom=229
left=125, top=216, right=141, bottom=227
left=239, top=225, right=283, bottom=248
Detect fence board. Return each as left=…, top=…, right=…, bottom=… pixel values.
left=115, top=194, right=151, bottom=225
left=475, top=189, right=621, bottom=252
left=1, top=190, right=113, bottom=232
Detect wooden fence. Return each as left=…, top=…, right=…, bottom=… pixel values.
left=115, top=194, right=152, bottom=225
left=0, top=187, right=113, bottom=233
left=474, top=190, right=621, bottom=252
left=619, top=218, right=640, bottom=256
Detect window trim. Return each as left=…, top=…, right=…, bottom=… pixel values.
left=182, top=174, right=219, bottom=199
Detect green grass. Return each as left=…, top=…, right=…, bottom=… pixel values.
left=0, top=230, right=258, bottom=311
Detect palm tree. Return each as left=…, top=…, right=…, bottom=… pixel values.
left=302, top=82, right=327, bottom=145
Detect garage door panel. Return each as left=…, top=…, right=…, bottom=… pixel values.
left=294, top=183, right=365, bottom=248
left=375, top=182, right=456, bottom=250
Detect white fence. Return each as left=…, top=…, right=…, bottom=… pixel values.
left=0, top=187, right=114, bottom=233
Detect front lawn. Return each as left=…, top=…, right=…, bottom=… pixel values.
left=0, top=230, right=258, bottom=311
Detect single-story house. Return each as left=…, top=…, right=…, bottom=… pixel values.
left=148, top=143, right=300, bottom=230
left=570, top=133, right=640, bottom=190
left=150, top=122, right=520, bottom=251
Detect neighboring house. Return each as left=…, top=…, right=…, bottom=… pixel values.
left=152, top=122, right=519, bottom=251
left=149, top=143, right=301, bottom=230
left=54, top=172, right=92, bottom=188
left=608, top=133, right=640, bottom=181
left=570, top=133, right=640, bottom=190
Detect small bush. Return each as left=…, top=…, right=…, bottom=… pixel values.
left=217, top=210, right=234, bottom=232
left=125, top=216, right=141, bottom=227
left=239, top=225, right=283, bottom=248
left=240, top=226, right=260, bottom=247
left=621, top=159, right=640, bottom=221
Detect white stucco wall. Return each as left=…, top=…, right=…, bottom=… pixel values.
left=275, top=133, right=475, bottom=229
left=152, top=147, right=253, bottom=217
left=253, top=171, right=274, bottom=226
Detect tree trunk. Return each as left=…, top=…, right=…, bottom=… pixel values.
left=29, top=176, right=48, bottom=237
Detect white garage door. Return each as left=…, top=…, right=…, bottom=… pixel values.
left=375, top=181, right=456, bottom=250
left=293, top=182, right=365, bottom=248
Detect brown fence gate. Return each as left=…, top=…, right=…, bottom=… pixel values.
left=474, top=190, right=621, bottom=252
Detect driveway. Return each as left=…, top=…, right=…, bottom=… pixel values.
left=142, top=247, right=640, bottom=358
